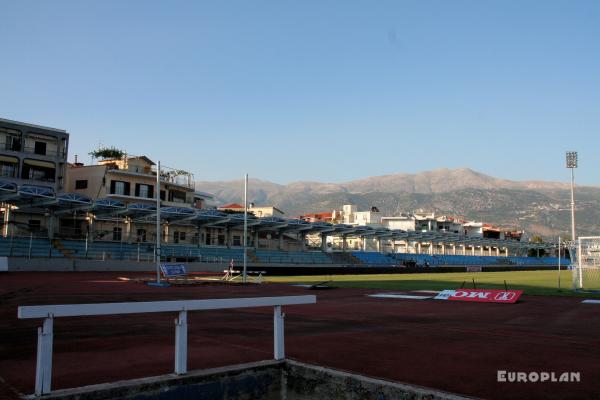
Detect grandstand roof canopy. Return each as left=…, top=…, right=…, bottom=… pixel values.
left=0, top=190, right=555, bottom=250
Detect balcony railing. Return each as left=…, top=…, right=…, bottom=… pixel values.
left=22, top=145, right=67, bottom=159
left=3, top=140, right=22, bottom=152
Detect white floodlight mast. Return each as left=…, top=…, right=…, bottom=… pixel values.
left=156, top=160, right=161, bottom=284
left=243, top=173, right=248, bottom=283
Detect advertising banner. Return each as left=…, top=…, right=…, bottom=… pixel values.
left=434, top=289, right=523, bottom=304
left=160, top=263, right=187, bottom=277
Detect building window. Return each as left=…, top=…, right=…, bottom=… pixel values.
left=75, top=180, right=88, bottom=189
left=30, top=169, right=45, bottom=181
left=174, top=231, right=186, bottom=244
left=1, top=128, right=22, bottom=151
left=112, top=227, right=122, bottom=241
left=135, top=183, right=153, bottom=199
left=24, top=166, right=55, bottom=182
left=0, top=162, right=16, bottom=178
left=110, top=180, right=130, bottom=196
left=5, top=136, right=21, bottom=151
left=169, top=190, right=186, bottom=203
left=34, top=141, right=47, bottom=155
left=233, top=235, right=241, bottom=246
left=28, top=220, right=41, bottom=231
left=137, top=229, right=147, bottom=242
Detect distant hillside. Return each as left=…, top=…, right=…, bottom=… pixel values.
left=196, top=168, right=600, bottom=239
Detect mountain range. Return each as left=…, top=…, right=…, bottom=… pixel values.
left=196, top=168, right=600, bottom=239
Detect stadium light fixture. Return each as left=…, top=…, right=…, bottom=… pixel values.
left=566, top=151, right=578, bottom=168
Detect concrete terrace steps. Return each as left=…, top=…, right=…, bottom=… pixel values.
left=51, top=239, right=76, bottom=260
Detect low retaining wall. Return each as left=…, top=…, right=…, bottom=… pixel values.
left=5, top=257, right=557, bottom=274
left=23, top=359, right=470, bottom=400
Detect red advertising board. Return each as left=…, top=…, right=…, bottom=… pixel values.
left=434, top=289, right=523, bottom=304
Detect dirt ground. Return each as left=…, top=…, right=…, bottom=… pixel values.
left=1, top=272, right=599, bottom=400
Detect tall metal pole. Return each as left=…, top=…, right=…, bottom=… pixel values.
left=156, top=161, right=161, bottom=284
left=243, top=174, right=248, bottom=283
left=558, top=236, right=561, bottom=290
left=566, top=151, right=579, bottom=289
left=570, top=167, right=576, bottom=245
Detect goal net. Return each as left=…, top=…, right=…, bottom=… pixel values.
left=572, top=236, right=600, bottom=292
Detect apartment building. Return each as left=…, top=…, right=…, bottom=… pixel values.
left=0, top=118, right=69, bottom=192
left=65, top=155, right=199, bottom=243
left=0, top=118, right=69, bottom=237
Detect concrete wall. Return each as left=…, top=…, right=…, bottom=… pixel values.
left=66, top=164, right=108, bottom=197
left=6, top=258, right=231, bottom=272
left=7, top=257, right=74, bottom=271
left=6, top=257, right=556, bottom=274
left=285, top=360, right=467, bottom=400
left=32, top=360, right=467, bottom=400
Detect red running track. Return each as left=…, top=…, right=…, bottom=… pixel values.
left=1, top=272, right=599, bottom=400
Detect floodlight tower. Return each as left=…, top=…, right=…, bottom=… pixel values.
left=566, top=151, right=577, bottom=244
left=243, top=174, right=248, bottom=283
left=156, top=161, right=162, bottom=284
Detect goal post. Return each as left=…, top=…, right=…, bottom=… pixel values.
left=572, top=236, right=600, bottom=292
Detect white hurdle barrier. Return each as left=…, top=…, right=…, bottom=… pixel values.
left=18, top=295, right=316, bottom=396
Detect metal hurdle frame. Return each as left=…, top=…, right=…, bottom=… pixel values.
left=18, top=295, right=316, bottom=396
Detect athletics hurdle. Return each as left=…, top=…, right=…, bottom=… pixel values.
left=18, top=295, right=316, bottom=396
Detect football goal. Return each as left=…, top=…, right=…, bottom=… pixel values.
left=572, top=236, right=600, bottom=292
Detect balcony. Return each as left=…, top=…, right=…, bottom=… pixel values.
left=3, top=140, right=22, bottom=152
left=23, top=145, right=66, bottom=159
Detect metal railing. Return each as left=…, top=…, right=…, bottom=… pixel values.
left=0, top=234, right=251, bottom=263
left=18, top=295, right=316, bottom=396
left=22, top=145, right=66, bottom=158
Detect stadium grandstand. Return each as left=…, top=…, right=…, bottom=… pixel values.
left=0, top=117, right=564, bottom=271
left=0, top=185, right=561, bottom=267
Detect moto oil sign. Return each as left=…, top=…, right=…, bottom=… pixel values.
left=434, top=289, right=523, bottom=304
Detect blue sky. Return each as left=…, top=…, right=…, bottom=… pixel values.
left=1, top=1, right=599, bottom=185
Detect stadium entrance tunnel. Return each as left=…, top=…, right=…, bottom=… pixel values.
left=26, top=359, right=468, bottom=400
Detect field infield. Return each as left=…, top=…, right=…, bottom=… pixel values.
left=267, top=270, right=600, bottom=297
left=1, top=270, right=600, bottom=400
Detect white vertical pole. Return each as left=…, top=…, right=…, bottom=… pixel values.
left=578, top=237, right=583, bottom=289
left=29, top=232, right=33, bottom=259
left=570, top=168, right=576, bottom=248
left=243, top=174, right=248, bottom=283
left=156, top=161, right=161, bottom=284
left=174, top=310, right=187, bottom=375
left=571, top=167, right=583, bottom=289
left=35, top=316, right=53, bottom=395
left=558, top=236, right=561, bottom=290
left=274, top=305, right=285, bottom=360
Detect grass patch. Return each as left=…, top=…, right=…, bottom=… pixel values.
left=267, top=270, right=600, bottom=297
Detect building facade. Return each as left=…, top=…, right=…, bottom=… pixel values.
left=0, top=118, right=69, bottom=238
left=0, top=118, right=69, bottom=193
left=65, top=155, right=200, bottom=243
